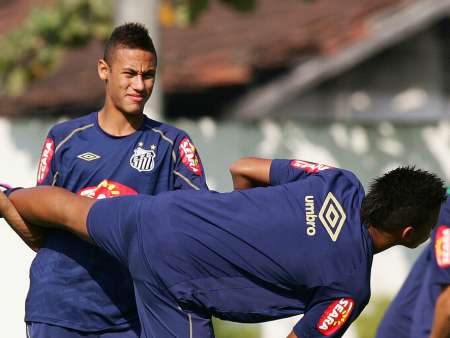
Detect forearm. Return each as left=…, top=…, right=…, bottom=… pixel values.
left=430, top=285, right=450, bottom=338
left=229, top=157, right=272, bottom=190
left=286, top=331, right=298, bottom=338
left=0, top=191, right=45, bottom=251
left=7, top=186, right=94, bottom=241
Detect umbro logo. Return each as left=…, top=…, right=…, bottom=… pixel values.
left=318, top=192, right=346, bottom=242
left=77, top=152, right=101, bottom=162
left=304, top=192, right=346, bottom=241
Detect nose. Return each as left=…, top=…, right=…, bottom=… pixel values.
left=133, top=75, right=145, bottom=91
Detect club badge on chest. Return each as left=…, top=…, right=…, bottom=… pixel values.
left=130, top=143, right=156, bottom=172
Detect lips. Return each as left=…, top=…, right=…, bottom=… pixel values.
left=127, top=94, right=145, bottom=102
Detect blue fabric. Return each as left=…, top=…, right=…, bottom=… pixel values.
left=26, top=112, right=208, bottom=332
left=375, top=246, right=431, bottom=338
left=376, top=196, right=450, bottom=338
left=88, top=159, right=372, bottom=337
left=26, top=322, right=140, bottom=338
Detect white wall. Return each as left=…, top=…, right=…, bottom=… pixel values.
left=0, top=118, right=41, bottom=337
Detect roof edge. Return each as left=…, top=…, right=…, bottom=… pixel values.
left=231, top=0, right=450, bottom=120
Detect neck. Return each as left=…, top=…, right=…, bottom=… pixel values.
left=98, top=106, right=144, bottom=137
left=367, top=225, right=399, bottom=254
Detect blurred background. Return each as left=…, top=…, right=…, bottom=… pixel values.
left=1, top=0, right=450, bottom=336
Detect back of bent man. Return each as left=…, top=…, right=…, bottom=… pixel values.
left=2, top=158, right=446, bottom=338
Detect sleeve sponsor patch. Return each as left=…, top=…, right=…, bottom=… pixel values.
left=179, top=137, right=203, bottom=176
left=37, top=138, right=55, bottom=184
left=290, top=159, right=332, bottom=173
left=316, top=298, right=354, bottom=336
left=435, top=225, right=450, bottom=268
left=78, top=180, right=138, bottom=199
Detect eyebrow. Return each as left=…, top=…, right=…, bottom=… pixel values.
left=122, top=67, right=156, bottom=73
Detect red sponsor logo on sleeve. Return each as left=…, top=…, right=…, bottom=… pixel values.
left=78, top=180, right=137, bottom=199
left=290, top=160, right=332, bottom=173
left=435, top=225, right=450, bottom=268
left=316, top=298, right=354, bottom=336
left=37, top=138, right=55, bottom=184
left=179, top=137, right=203, bottom=176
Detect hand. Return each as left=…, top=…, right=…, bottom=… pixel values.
left=0, top=190, right=46, bottom=252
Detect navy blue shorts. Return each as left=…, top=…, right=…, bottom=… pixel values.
left=26, top=322, right=140, bottom=338
left=133, top=280, right=215, bottom=337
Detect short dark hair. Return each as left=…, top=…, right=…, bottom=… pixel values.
left=361, top=166, right=446, bottom=231
left=103, top=22, right=157, bottom=64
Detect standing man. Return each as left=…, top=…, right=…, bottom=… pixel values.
left=27, top=23, right=208, bottom=338
left=376, top=196, right=450, bottom=338
left=1, top=157, right=446, bottom=337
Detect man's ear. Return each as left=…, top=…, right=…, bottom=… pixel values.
left=400, top=226, right=415, bottom=245
left=98, top=59, right=109, bottom=81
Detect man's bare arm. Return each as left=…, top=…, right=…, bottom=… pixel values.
left=229, top=157, right=272, bottom=190
left=0, top=191, right=45, bottom=251
left=430, top=285, right=450, bottom=338
left=286, top=331, right=298, bottom=338
left=3, top=187, right=95, bottom=242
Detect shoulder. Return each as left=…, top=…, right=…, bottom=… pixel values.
left=142, top=118, right=192, bottom=145
left=321, top=168, right=365, bottom=193
left=48, top=113, right=96, bottom=142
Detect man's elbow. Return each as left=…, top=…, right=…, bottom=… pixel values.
left=229, top=157, right=249, bottom=177
left=437, top=285, right=450, bottom=319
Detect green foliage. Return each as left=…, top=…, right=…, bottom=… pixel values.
left=214, top=318, right=260, bottom=338
left=353, top=296, right=391, bottom=338
left=0, top=0, right=113, bottom=96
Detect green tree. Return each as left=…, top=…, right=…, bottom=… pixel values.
left=0, top=0, right=112, bottom=96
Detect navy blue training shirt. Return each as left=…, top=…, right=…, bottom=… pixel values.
left=88, top=159, right=373, bottom=337
left=375, top=196, right=450, bottom=338
left=27, top=112, right=208, bottom=331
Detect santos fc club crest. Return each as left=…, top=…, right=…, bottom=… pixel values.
left=130, top=143, right=156, bottom=172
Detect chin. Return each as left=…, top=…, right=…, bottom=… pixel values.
left=122, top=105, right=145, bottom=116
left=405, top=242, right=420, bottom=249
left=406, top=239, right=427, bottom=249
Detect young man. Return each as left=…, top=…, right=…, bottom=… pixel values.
left=375, top=196, right=450, bottom=338
left=1, top=158, right=445, bottom=338
left=26, top=23, right=208, bottom=337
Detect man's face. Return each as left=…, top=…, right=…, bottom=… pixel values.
left=99, top=47, right=156, bottom=115
left=405, top=207, right=441, bottom=248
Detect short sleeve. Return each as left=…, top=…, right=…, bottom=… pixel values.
left=432, top=225, right=450, bottom=286
left=87, top=195, right=143, bottom=267
left=294, top=296, right=359, bottom=337
left=173, top=134, right=208, bottom=191
left=36, top=131, right=57, bottom=186
left=270, top=159, right=334, bottom=186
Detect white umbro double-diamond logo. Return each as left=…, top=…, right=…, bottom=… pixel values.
left=318, top=192, right=347, bottom=242
left=77, top=152, right=101, bottom=162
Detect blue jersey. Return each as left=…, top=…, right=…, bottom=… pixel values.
left=375, top=197, right=450, bottom=338
left=87, top=159, right=373, bottom=337
left=375, top=245, right=431, bottom=338
left=27, top=112, right=208, bottom=331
